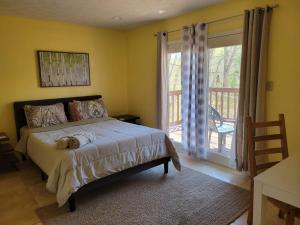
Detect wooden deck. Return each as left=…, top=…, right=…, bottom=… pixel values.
left=169, top=124, right=234, bottom=158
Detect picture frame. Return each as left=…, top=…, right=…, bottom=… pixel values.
left=37, top=50, right=91, bottom=87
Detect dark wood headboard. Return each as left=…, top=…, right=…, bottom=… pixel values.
left=14, top=95, right=101, bottom=140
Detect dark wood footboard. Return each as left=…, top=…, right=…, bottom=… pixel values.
left=68, top=156, right=170, bottom=212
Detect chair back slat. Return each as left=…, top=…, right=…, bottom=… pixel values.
left=253, top=120, right=281, bottom=128
left=256, top=161, right=280, bottom=171
left=255, top=147, right=283, bottom=156
left=253, top=134, right=283, bottom=142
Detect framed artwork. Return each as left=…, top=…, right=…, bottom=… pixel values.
left=37, top=51, right=90, bottom=87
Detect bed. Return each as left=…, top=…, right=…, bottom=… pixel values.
left=13, top=95, right=180, bottom=212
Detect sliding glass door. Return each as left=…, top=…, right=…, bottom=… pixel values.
left=166, top=31, right=242, bottom=168
left=206, top=30, right=242, bottom=167
left=167, top=41, right=182, bottom=143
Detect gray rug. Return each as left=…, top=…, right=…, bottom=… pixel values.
left=37, top=166, right=249, bottom=225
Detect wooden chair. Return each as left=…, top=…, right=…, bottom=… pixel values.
left=246, top=114, right=300, bottom=225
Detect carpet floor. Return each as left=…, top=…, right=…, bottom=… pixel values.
left=37, top=166, right=249, bottom=225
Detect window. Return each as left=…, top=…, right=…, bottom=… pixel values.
left=167, top=41, right=182, bottom=143
left=207, top=30, right=242, bottom=163
left=166, top=31, right=242, bottom=167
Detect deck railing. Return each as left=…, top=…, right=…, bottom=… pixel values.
left=168, top=87, right=239, bottom=126
left=209, top=87, right=239, bottom=122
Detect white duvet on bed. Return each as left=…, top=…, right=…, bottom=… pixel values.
left=16, top=118, right=180, bottom=206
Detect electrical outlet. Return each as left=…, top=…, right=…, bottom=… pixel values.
left=266, top=81, right=273, bottom=91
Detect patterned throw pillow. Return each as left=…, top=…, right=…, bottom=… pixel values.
left=69, top=102, right=82, bottom=121
left=69, top=99, right=108, bottom=121
left=24, top=103, right=68, bottom=128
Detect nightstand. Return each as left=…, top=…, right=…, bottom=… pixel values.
left=114, top=114, right=140, bottom=124
left=0, top=132, right=18, bottom=170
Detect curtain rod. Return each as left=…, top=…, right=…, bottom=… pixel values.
left=208, top=31, right=242, bottom=40
left=154, top=4, right=279, bottom=37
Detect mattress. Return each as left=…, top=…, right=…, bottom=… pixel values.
left=16, top=118, right=180, bottom=206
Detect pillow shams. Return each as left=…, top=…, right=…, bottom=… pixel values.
left=24, top=103, right=67, bottom=128
left=69, top=99, right=108, bottom=121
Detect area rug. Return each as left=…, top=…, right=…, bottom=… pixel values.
left=37, top=166, right=249, bottom=225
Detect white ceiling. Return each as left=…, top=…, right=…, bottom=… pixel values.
left=0, top=0, right=223, bottom=29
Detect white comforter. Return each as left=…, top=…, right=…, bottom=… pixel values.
left=16, top=118, right=180, bottom=206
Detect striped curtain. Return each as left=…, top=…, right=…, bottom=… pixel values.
left=181, top=23, right=208, bottom=158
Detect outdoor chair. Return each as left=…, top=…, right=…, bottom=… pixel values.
left=208, top=105, right=235, bottom=152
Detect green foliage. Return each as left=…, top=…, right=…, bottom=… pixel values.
left=208, top=45, right=242, bottom=88
left=168, top=53, right=181, bottom=91
left=167, top=44, right=241, bottom=91
left=167, top=44, right=242, bottom=121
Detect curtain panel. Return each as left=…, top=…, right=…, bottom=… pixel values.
left=156, top=32, right=169, bottom=133
left=181, top=23, right=208, bottom=158
left=236, top=7, right=272, bottom=171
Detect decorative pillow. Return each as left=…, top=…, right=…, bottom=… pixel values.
left=69, top=99, right=108, bottom=121
left=69, top=102, right=82, bottom=122
left=24, top=103, right=68, bottom=128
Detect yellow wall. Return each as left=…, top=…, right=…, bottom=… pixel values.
left=0, top=16, right=128, bottom=143
left=1, top=0, right=300, bottom=155
left=126, top=0, right=300, bottom=155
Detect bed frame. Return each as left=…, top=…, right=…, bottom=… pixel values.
left=13, top=95, right=170, bottom=212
